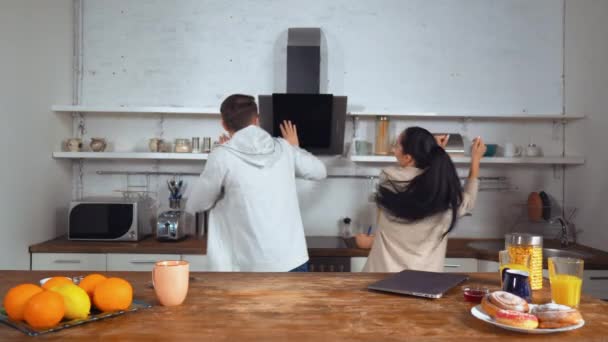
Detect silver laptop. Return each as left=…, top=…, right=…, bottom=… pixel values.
left=368, top=270, right=469, bottom=299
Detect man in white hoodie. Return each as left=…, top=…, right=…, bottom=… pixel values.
left=186, top=94, right=327, bottom=272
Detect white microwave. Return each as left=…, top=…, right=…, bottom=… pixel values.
left=68, top=198, right=153, bottom=241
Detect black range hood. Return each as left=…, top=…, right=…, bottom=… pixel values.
left=259, top=28, right=347, bottom=155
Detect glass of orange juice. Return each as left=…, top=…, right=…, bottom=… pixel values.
left=499, top=250, right=530, bottom=286
left=548, top=257, right=584, bottom=308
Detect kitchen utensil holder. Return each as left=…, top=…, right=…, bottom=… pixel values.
left=169, top=198, right=182, bottom=210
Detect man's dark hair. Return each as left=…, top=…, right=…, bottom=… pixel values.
left=220, top=94, right=258, bottom=132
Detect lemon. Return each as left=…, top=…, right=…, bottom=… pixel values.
left=50, top=284, right=91, bottom=320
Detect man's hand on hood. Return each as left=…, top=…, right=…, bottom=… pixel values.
left=280, top=120, right=299, bottom=147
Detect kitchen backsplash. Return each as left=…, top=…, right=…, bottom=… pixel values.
left=73, top=113, right=567, bottom=239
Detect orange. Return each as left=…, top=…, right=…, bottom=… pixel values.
left=42, top=277, right=73, bottom=290
left=23, top=290, right=65, bottom=329
left=2, top=284, right=43, bottom=321
left=78, top=274, right=107, bottom=300
left=93, top=278, right=133, bottom=312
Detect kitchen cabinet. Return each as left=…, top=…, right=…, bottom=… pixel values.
left=582, top=270, right=608, bottom=300
left=444, top=258, right=478, bottom=273
left=31, top=253, right=106, bottom=271
left=350, top=257, right=367, bottom=272
left=31, top=252, right=183, bottom=272
left=477, top=260, right=500, bottom=273
left=181, top=255, right=209, bottom=272
left=107, top=254, right=180, bottom=271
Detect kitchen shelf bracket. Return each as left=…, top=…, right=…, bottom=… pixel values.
left=552, top=164, right=564, bottom=180
left=77, top=112, right=86, bottom=138
left=76, top=159, right=84, bottom=200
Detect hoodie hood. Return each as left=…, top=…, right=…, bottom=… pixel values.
left=218, top=125, right=283, bottom=168
left=379, top=166, right=424, bottom=193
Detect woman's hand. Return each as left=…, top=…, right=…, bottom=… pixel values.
left=470, top=137, right=487, bottom=161
left=434, top=134, right=450, bottom=148
left=280, top=120, right=299, bottom=147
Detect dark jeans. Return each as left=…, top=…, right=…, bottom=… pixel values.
left=290, top=262, right=309, bottom=272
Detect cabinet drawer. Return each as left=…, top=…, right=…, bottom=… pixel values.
left=181, top=255, right=209, bottom=272
left=107, top=254, right=180, bottom=271
left=582, top=270, right=608, bottom=300
left=444, top=258, right=478, bottom=273
left=32, top=253, right=106, bottom=271
left=477, top=260, right=500, bottom=273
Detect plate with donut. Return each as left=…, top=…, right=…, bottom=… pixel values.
left=471, top=291, right=585, bottom=334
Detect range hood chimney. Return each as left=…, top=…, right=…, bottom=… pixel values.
left=287, top=28, right=321, bottom=94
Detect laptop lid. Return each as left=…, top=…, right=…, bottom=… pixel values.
left=368, top=270, right=468, bottom=299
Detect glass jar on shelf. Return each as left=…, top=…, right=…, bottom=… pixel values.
left=374, top=116, right=391, bottom=155
left=505, top=233, right=543, bottom=290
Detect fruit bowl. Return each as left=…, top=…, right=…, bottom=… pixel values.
left=0, top=300, right=152, bottom=336
left=39, top=276, right=78, bottom=286
left=1, top=275, right=151, bottom=336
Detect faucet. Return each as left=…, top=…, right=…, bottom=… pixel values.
left=556, top=217, right=576, bottom=248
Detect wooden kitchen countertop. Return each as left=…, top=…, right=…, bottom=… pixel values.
left=29, top=235, right=207, bottom=255
left=1, top=271, right=607, bottom=341
left=308, top=237, right=608, bottom=269
left=29, top=236, right=608, bottom=269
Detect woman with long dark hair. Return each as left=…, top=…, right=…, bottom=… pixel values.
left=362, top=127, right=486, bottom=272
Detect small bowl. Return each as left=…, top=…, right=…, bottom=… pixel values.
left=39, top=276, right=78, bottom=286
left=354, top=233, right=375, bottom=249
left=463, top=286, right=490, bottom=303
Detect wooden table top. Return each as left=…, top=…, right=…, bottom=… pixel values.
left=1, top=271, right=607, bottom=341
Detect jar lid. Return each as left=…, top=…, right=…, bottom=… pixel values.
left=505, top=233, right=543, bottom=246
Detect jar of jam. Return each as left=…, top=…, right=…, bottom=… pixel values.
left=505, top=233, right=543, bottom=290
left=463, top=286, right=489, bottom=303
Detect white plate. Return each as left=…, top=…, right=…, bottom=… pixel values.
left=471, top=304, right=585, bottom=334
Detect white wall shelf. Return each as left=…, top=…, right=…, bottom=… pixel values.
left=52, top=105, right=220, bottom=115
left=53, top=152, right=209, bottom=160
left=348, top=112, right=585, bottom=121
left=53, top=152, right=584, bottom=165
left=351, top=155, right=585, bottom=165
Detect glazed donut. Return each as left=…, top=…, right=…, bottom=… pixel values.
left=530, top=304, right=583, bottom=329
left=481, top=291, right=529, bottom=318
left=495, top=309, right=539, bottom=330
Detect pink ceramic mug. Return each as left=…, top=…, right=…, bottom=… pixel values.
left=153, top=260, right=189, bottom=306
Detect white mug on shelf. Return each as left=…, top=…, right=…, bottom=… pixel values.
left=504, top=143, right=522, bottom=157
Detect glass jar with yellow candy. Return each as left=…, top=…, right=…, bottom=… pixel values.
left=505, top=233, right=543, bottom=290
